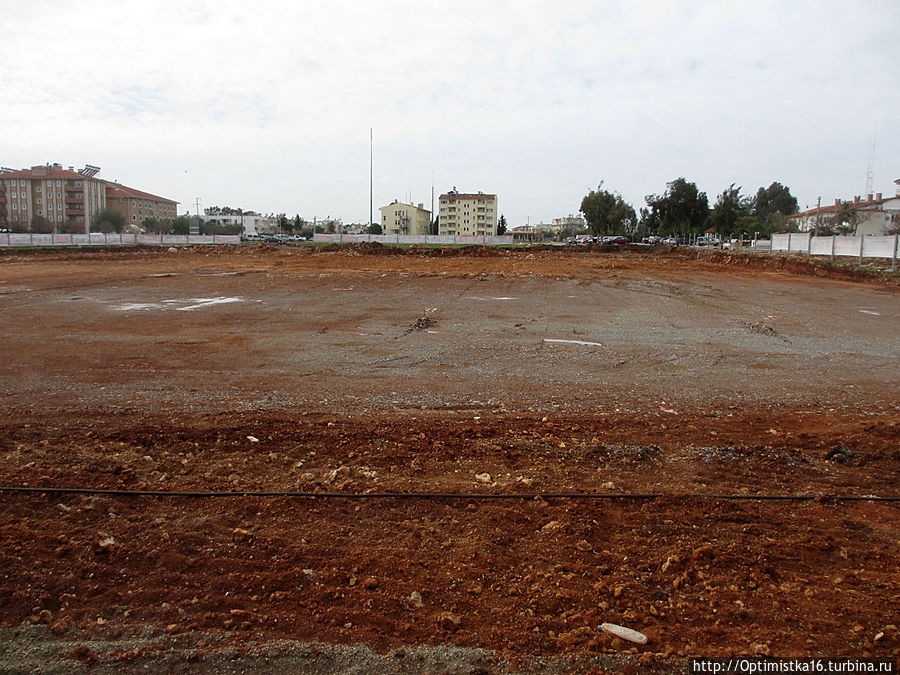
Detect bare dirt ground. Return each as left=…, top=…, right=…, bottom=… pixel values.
left=0, top=245, right=898, bottom=673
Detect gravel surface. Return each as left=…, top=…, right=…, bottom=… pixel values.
left=1, top=245, right=897, bottom=673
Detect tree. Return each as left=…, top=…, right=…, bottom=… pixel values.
left=497, top=214, right=508, bottom=235
left=90, top=208, right=125, bottom=233
left=752, top=182, right=799, bottom=224
left=708, top=184, right=751, bottom=237
left=821, top=201, right=858, bottom=235
left=638, top=206, right=660, bottom=234
left=580, top=184, right=637, bottom=235
left=30, top=215, right=53, bottom=233
left=171, top=216, right=190, bottom=235
left=58, top=220, right=84, bottom=234
left=644, top=178, right=709, bottom=234
left=366, top=223, right=383, bottom=234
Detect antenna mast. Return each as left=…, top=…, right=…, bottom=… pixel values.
left=865, top=137, right=876, bottom=196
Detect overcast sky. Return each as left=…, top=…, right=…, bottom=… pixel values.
left=2, top=0, right=898, bottom=224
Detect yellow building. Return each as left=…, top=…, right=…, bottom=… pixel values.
left=379, top=201, right=431, bottom=235
left=437, top=190, right=498, bottom=236
left=105, top=182, right=178, bottom=228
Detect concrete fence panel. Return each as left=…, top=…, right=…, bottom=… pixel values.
left=809, top=237, right=833, bottom=256
left=312, top=234, right=515, bottom=246
left=861, top=236, right=896, bottom=258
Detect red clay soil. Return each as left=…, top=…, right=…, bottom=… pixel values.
left=0, top=246, right=897, bottom=672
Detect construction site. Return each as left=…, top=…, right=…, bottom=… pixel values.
left=0, top=244, right=897, bottom=673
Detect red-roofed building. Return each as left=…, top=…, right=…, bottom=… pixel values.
left=105, top=182, right=178, bottom=229
left=788, top=184, right=900, bottom=236
left=0, top=163, right=107, bottom=232
left=0, top=163, right=178, bottom=233
left=437, top=189, right=498, bottom=236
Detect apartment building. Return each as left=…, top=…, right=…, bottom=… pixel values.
left=0, top=163, right=107, bottom=232
left=379, top=200, right=431, bottom=235
left=437, top=190, right=498, bottom=236
left=0, top=163, right=179, bottom=233
left=105, top=182, right=178, bottom=227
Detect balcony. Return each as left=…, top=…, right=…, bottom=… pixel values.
left=65, top=184, right=82, bottom=192
left=65, top=208, right=85, bottom=216
left=65, top=194, right=84, bottom=203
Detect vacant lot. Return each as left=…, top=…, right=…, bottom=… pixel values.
left=1, top=245, right=898, bottom=673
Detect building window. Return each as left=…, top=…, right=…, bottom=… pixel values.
left=20, top=180, right=25, bottom=186
left=11, top=204, right=16, bottom=210
left=38, top=210, right=42, bottom=216
left=56, top=180, right=61, bottom=186
left=20, top=192, right=25, bottom=198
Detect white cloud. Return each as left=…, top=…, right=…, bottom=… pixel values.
left=2, top=0, right=898, bottom=222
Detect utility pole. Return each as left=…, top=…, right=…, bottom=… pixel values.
left=369, top=128, right=373, bottom=230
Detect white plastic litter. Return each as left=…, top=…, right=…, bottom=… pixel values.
left=542, top=339, right=603, bottom=347
left=600, top=622, right=648, bottom=644
left=247, top=435, right=260, bottom=443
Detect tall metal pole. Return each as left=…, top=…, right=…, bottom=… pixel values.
left=369, top=128, right=373, bottom=230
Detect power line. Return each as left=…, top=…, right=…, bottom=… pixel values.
left=0, top=486, right=896, bottom=502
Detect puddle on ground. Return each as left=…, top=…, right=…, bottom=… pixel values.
left=110, top=297, right=244, bottom=312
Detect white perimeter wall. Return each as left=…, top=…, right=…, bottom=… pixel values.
left=313, top=233, right=515, bottom=246
left=771, top=233, right=898, bottom=259
left=0, top=233, right=241, bottom=247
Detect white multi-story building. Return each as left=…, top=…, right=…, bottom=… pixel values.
left=379, top=201, right=431, bottom=235
left=552, top=214, right=586, bottom=231
left=437, top=189, right=498, bottom=236
left=203, top=213, right=275, bottom=234
left=788, top=184, right=900, bottom=236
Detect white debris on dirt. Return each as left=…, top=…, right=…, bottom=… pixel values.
left=600, top=622, right=648, bottom=645
left=542, top=338, right=603, bottom=347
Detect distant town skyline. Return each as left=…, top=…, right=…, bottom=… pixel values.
left=2, top=0, right=898, bottom=225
